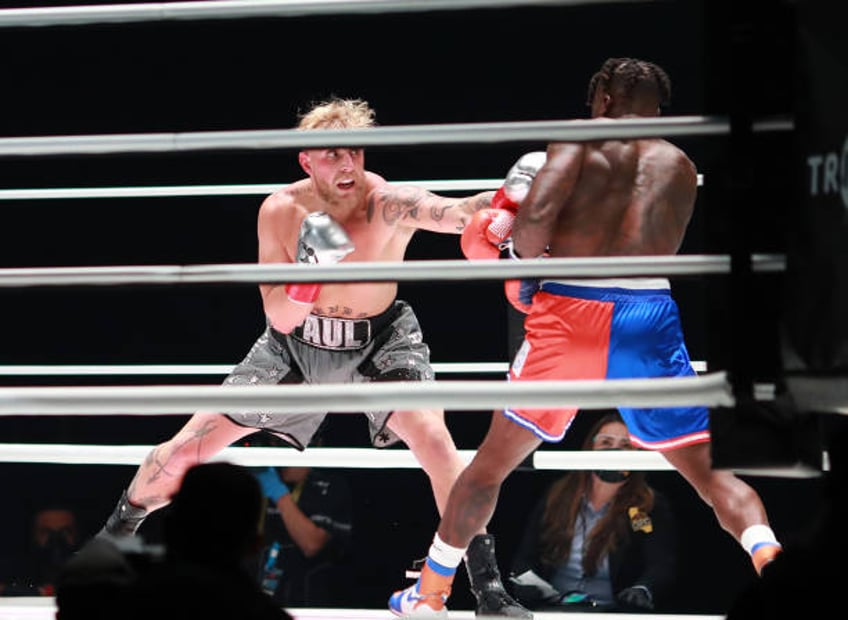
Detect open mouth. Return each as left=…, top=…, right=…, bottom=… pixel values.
left=337, top=180, right=355, bottom=190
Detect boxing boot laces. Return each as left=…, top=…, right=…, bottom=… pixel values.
left=465, top=534, right=533, bottom=618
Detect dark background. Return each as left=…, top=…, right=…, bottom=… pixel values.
left=0, top=0, right=822, bottom=614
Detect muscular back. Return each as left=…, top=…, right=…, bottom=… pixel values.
left=514, top=133, right=698, bottom=259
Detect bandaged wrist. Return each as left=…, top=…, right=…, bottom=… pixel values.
left=508, top=243, right=544, bottom=260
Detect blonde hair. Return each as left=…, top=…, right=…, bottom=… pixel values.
left=296, top=97, right=376, bottom=130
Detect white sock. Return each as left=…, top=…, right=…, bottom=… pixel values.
left=740, top=524, right=780, bottom=554
left=428, top=533, right=466, bottom=570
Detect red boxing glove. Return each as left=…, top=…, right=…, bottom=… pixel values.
left=285, top=282, right=321, bottom=304
left=504, top=279, right=533, bottom=314
left=490, top=186, right=520, bottom=214
left=461, top=208, right=516, bottom=260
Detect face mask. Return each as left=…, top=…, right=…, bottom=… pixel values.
left=592, top=444, right=632, bottom=483
left=32, top=530, right=74, bottom=582
left=593, top=469, right=630, bottom=483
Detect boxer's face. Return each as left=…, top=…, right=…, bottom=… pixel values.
left=300, top=147, right=367, bottom=205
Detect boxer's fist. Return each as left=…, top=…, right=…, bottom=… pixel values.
left=294, top=211, right=354, bottom=264
left=502, top=150, right=547, bottom=205
left=286, top=211, right=354, bottom=304
left=488, top=150, right=547, bottom=218
left=461, top=208, right=515, bottom=260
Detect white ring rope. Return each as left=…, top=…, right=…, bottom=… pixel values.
left=0, top=443, right=819, bottom=478
left=0, top=175, right=705, bottom=201
left=0, top=117, right=771, bottom=158
left=3, top=366, right=789, bottom=400
left=0, top=179, right=499, bottom=200
left=0, top=254, right=787, bottom=288
left=0, top=362, right=516, bottom=376
left=0, top=362, right=707, bottom=375
left=0, top=443, right=673, bottom=470
left=0, top=372, right=733, bottom=415
left=0, top=0, right=646, bottom=28
left=3, top=367, right=799, bottom=402
left=0, top=361, right=710, bottom=376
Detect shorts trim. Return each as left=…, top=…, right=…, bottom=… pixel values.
left=541, top=277, right=670, bottom=291
left=630, top=430, right=711, bottom=451
left=502, top=408, right=568, bottom=443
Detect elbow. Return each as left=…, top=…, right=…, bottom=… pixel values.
left=265, top=308, right=304, bottom=334
left=261, top=285, right=312, bottom=334
left=266, top=310, right=292, bottom=334
left=302, top=531, right=331, bottom=558
left=301, top=540, right=327, bottom=559
left=264, top=296, right=311, bottom=334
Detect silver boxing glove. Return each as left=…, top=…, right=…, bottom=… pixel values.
left=295, top=211, right=355, bottom=264
left=502, top=151, right=547, bottom=204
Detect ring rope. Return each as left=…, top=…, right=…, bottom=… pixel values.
left=0, top=361, right=709, bottom=375
left=0, top=443, right=674, bottom=470
left=0, top=175, right=705, bottom=201
left=0, top=254, right=787, bottom=288
left=0, top=362, right=510, bottom=376
left=0, top=372, right=733, bottom=415
left=1, top=366, right=783, bottom=400
left=0, top=117, right=785, bottom=159
left=0, top=444, right=819, bottom=478
left=0, top=0, right=636, bottom=28
left=0, top=179, right=500, bottom=200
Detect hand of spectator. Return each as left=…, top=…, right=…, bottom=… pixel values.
left=616, top=585, right=654, bottom=610
left=256, top=467, right=290, bottom=504
left=507, top=570, right=561, bottom=607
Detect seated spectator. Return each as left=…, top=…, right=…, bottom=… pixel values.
left=127, top=461, right=294, bottom=620
left=253, top=443, right=353, bottom=607
left=1, top=503, right=82, bottom=596
left=508, top=412, right=679, bottom=612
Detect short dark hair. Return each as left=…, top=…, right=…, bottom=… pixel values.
left=586, top=57, right=671, bottom=108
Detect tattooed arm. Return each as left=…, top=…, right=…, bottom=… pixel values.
left=366, top=185, right=495, bottom=235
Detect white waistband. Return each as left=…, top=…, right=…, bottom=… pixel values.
left=540, top=278, right=671, bottom=290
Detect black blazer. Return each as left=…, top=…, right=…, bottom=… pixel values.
left=509, top=485, right=679, bottom=611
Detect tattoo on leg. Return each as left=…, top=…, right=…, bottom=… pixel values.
left=139, top=418, right=221, bottom=496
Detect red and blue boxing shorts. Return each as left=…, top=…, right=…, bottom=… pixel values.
left=505, top=278, right=710, bottom=450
